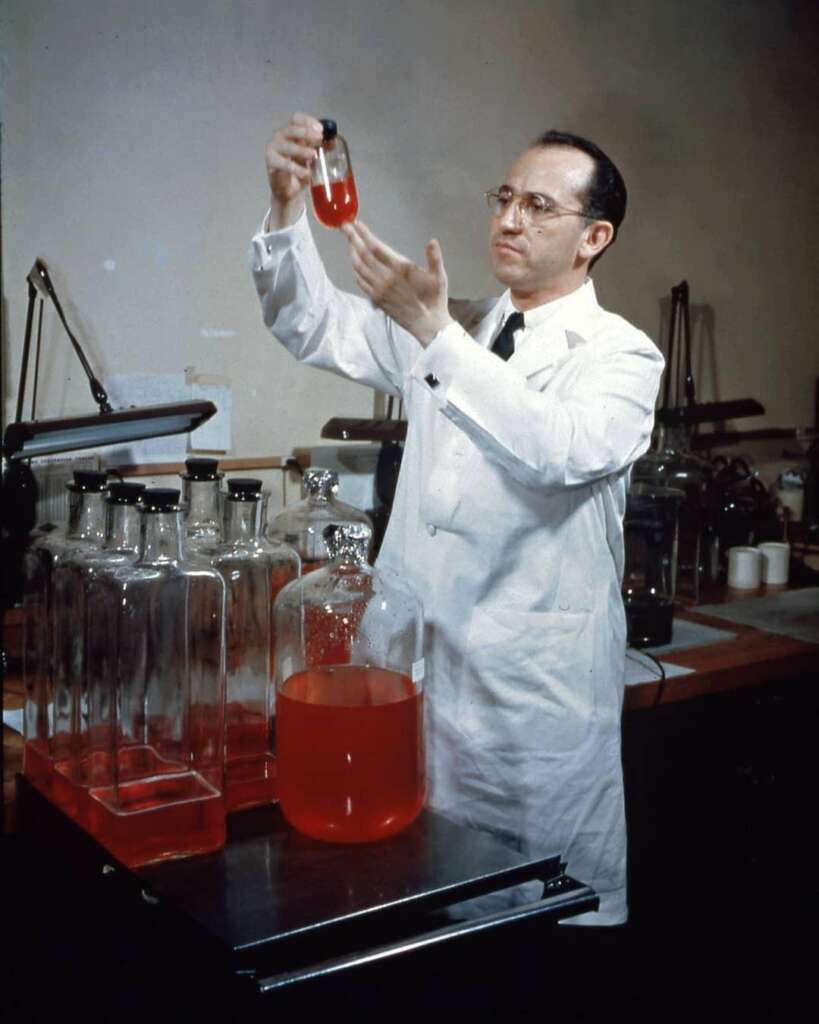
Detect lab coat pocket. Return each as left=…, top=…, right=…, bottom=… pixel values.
left=460, top=606, right=596, bottom=758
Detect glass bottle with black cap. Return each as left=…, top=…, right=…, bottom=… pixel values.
left=81, top=487, right=227, bottom=867
left=22, top=469, right=109, bottom=796
left=49, top=482, right=146, bottom=822
left=199, top=477, right=300, bottom=812
left=180, top=456, right=223, bottom=550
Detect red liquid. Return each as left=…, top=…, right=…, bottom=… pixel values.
left=311, top=176, right=359, bottom=228
left=87, top=746, right=225, bottom=867
left=276, top=665, right=425, bottom=843
left=300, top=558, right=329, bottom=574
left=23, top=739, right=53, bottom=796
left=225, top=709, right=276, bottom=812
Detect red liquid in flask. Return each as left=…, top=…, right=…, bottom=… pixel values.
left=87, top=745, right=225, bottom=867
left=311, top=176, right=359, bottom=229
left=276, top=665, right=425, bottom=843
left=225, top=707, right=276, bottom=812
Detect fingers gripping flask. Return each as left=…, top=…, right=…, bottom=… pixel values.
left=311, top=119, right=359, bottom=229
left=274, top=523, right=426, bottom=843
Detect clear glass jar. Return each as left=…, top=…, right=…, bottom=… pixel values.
left=180, top=456, right=223, bottom=551
left=311, top=118, right=359, bottom=229
left=274, top=522, right=425, bottom=843
left=200, top=478, right=300, bottom=813
left=267, top=467, right=372, bottom=572
left=84, top=487, right=227, bottom=867
left=50, top=482, right=146, bottom=821
left=632, top=433, right=710, bottom=600
left=622, top=483, right=685, bottom=647
left=22, top=470, right=108, bottom=796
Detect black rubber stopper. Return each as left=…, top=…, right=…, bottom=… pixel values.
left=184, top=457, right=220, bottom=481
left=72, top=470, right=108, bottom=492
left=107, top=482, right=146, bottom=505
left=227, top=478, right=263, bottom=500
left=141, top=487, right=181, bottom=512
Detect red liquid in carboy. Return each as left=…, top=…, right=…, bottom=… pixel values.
left=311, top=176, right=359, bottom=229
left=276, top=665, right=425, bottom=843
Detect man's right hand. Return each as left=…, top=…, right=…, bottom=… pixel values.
left=264, top=113, right=324, bottom=230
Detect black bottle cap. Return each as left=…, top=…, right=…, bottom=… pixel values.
left=183, top=457, right=221, bottom=481
left=227, top=478, right=263, bottom=501
left=320, top=119, right=337, bottom=143
left=106, top=482, right=146, bottom=505
left=71, top=470, right=108, bottom=492
left=141, top=488, right=181, bottom=513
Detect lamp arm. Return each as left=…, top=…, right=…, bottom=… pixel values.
left=28, top=260, right=113, bottom=414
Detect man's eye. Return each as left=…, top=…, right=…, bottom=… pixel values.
left=528, top=195, right=549, bottom=214
left=496, top=192, right=513, bottom=206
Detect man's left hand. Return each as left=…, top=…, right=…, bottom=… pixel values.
left=342, top=221, right=454, bottom=346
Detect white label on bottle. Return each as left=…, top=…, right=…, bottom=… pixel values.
left=412, top=658, right=425, bottom=684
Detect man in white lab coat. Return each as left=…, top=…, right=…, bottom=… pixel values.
left=250, top=113, right=664, bottom=925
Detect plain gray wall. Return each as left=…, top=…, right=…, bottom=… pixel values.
left=3, top=0, right=818, bottom=461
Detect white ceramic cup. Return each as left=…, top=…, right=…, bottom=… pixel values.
left=727, top=546, right=762, bottom=589
left=757, top=541, right=790, bottom=585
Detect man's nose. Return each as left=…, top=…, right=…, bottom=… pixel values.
left=497, top=198, right=524, bottom=231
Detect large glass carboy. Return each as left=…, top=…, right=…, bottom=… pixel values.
left=274, top=523, right=425, bottom=843
left=84, top=488, right=227, bottom=867
left=22, top=469, right=108, bottom=795
left=268, top=467, right=372, bottom=572
left=201, top=478, right=300, bottom=812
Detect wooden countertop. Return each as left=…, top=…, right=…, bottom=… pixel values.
left=5, top=588, right=819, bottom=831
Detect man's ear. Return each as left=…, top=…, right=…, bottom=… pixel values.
left=580, top=220, right=614, bottom=263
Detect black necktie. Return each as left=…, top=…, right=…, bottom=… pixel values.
left=490, top=311, right=524, bottom=361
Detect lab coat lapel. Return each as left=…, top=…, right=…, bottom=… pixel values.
left=509, top=280, right=599, bottom=383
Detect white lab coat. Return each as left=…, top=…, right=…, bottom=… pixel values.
left=250, top=212, right=664, bottom=924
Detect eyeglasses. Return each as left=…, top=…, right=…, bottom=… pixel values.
left=484, top=187, right=589, bottom=226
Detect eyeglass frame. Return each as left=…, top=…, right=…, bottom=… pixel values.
left=484, top=185, right=594, bottom=226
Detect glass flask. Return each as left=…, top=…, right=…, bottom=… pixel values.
left=200, top=477, right=300, bottom=812
left=311, top=118, right=359, bottom=229
left=181, top=456, right=223, bottom=551
left=622, top=483, right=685, bottom=647
left=632, top=430, right=710, bottom=600
left=84, top=488, right=227, bottom=867
left=267, top=467, right=373, bottom=572
left=50, top=482, right=146, bottom=821
left=274, top=522, right=425, bottom=843
left=22, top=469, right=108, bottom=796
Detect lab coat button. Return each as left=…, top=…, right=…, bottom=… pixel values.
left=427, top=524, right=437, bottom=537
